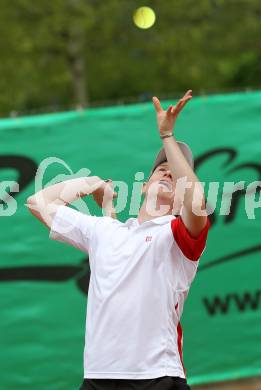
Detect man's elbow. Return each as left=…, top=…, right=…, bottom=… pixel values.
left=26, top=195, right=39, bottom=215
left=26, top=195, right=52, bottom=228
left=26, top=193, right=48, bottom=216
left=27, top=194, right=36, bottom=206
left=27, top=192, right=47, bottom=208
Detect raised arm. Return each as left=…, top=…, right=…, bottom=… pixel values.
left=152, top=91, right=207, bottom=237
left=26, top=176, right=117, bottom=229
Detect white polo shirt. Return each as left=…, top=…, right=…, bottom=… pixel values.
left=50, top=205, right=210, bottom=380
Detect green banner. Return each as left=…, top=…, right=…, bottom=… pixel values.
left=1, top=91, right=261, bottom=389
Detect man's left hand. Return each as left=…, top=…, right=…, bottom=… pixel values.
left=152, top=90, right=192, bottom=137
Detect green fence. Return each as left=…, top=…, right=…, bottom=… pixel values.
left=1, top=91, right=261, bottom=389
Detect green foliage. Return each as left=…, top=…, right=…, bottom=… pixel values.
left=0, top=0, right=260, bottom=116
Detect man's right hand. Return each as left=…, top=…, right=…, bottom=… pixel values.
left=92, top=178, right=117, bottom=211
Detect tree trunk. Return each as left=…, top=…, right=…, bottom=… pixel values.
left=66, top=0, right=88, bottom=107
left=67, top=29, right=88, bottom=107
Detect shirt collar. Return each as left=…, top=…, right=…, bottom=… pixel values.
left=125, top=214, right=176, bottom=227
left=148, top=215, right=176, bottom=225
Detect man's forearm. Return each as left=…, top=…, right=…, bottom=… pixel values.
left=163, top=136, right=206, bottom=213
left=152, top=91, right=207, bottom=236
left=27, top=176, right=102, bottom=206
left=26, top=176, right=104, bottom=228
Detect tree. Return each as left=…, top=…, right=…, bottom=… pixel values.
left=0, top=0, right=260, bottom=116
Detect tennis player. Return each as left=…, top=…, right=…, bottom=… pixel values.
left=27, top=90, right=210, bottom=390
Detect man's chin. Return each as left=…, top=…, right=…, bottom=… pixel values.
left=157, top=186, right=174, bottom=199
left=158, top=182, right=173, bottom=191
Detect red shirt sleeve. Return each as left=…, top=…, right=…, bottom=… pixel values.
left=171, top=216, right=211, bottom=261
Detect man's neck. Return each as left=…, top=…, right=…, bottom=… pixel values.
left=137, top=197, right=173, bottom=224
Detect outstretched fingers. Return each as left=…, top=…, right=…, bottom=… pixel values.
left=184, top=89, right=192, bottom=98
left=153, top=91, right=192, bottom=116
left=167, top=105, right=174, bottom=116
left=171, top=90, right=192, bottom=114
left=152, top=96, right=163, bottom=113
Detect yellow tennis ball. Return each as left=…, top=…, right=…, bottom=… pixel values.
left=133, top=7, right=156, bottom=29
